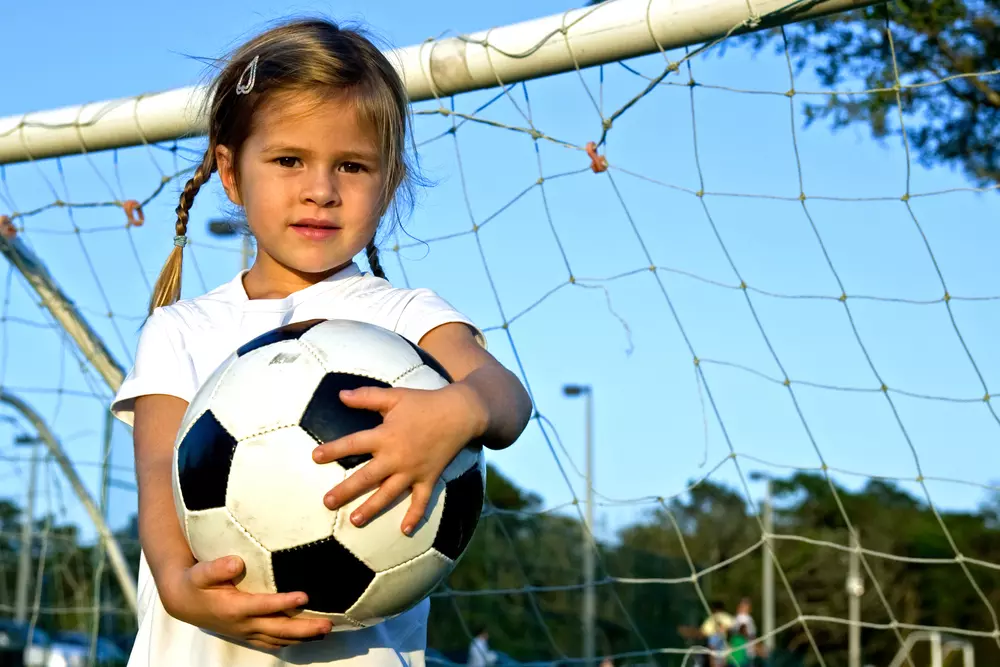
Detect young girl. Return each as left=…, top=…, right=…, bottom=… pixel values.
left=110, top=19, right=532, bottom=667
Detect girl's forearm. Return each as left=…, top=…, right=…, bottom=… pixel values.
left=455, top=363, right=532, bottom=450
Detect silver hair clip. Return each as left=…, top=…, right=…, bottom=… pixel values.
left=174, top=235, right=189, bottom=248
left=236, top=55, right=260, bottom=96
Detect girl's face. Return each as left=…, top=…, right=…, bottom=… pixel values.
left=217, top=91, right=384, bottom=286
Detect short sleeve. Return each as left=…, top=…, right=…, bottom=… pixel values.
left=393, top=288, right=487, bottom=350
left=110, top=307, right=199, bottom=427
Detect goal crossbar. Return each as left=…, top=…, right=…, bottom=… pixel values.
left=0, top=0, right=877, bottom=165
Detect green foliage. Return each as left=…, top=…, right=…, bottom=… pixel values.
left=431, top=467, right=1000, bottom=667
left=748, top=0, right=999, bottom=186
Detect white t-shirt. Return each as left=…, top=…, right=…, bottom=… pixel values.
left=733, top=611, right=757, bottom=639
left=111, top=263, right=483, bottom=667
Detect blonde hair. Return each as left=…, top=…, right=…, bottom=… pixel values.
left=149, top=19, right=415, bottom=314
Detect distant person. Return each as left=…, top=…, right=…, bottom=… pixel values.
left=467, top=628, right=498, bottom=667
left=701, top=601, right=734, bottom=667
left=733, top=597, right=763, bottom=662
left=733, top=598, right=757, bottom=642
left=728, top=625, right=751, bottom=666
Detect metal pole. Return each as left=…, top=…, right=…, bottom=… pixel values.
left=848, top=533, right=861, bottom=667
left=13, top=440, right=38, bottom=624
left=1, top=391, right=137, bottom=614
left=582, top=389, right=595, bottom=667
left=762, top=479, right=774, bottom=655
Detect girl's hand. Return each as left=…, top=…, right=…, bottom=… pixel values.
left=159, top=555, right=332, bottom=652
left=311, top=383, right=487, bottom=534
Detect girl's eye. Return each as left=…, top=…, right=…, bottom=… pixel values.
left=276, top=157, right=300, bottom=168
left=340, top=162, right=366, bottom=174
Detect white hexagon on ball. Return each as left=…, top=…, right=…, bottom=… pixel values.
left=210, top=339, right=327, bottom=441
left=227, top=426, right=346, bottom=552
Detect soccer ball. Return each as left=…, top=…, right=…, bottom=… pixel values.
left=171, top=319, right=486, bottom=630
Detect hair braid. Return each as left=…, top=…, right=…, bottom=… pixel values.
left=366, top=240, right=386, bottom=279
left=148, top=149, right=217, bottom=314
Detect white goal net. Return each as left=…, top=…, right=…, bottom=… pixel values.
left=0, top=1, right=998, bottom=666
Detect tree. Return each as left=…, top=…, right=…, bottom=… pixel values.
left=748, top=0, right=1000, bottom=187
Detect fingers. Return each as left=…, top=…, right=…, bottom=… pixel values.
left=338, top=386, right=401, bottom=415
left=236, top=590, right=310, bottom=618
left=347, top=474, right=412, bottom=528
left=247, top=637, right=286, bottom=652
left=189, top=556, right=243, bottom=589
left=250, top=615, right=332, bottom=640
left=400, top=483, right=434, bottom=536
left=325, top=458, right=390, bottom=510
left=312, top=428, right=379, bottom=465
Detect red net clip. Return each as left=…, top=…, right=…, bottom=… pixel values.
left=123, top=200, right=145, bottom=228
left=0, top=215, right=16, bottom=241
left=585, top=141, right=608, bottom=173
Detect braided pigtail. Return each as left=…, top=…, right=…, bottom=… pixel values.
left=366, top=239, right=386, bottom=279
left=148, top=149, right=217, bottom=314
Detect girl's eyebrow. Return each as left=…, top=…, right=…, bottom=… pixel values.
left=259, top=144, right=378, bottom=162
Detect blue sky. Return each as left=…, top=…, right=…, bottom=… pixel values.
left=1, top=0, right=998, bottom=556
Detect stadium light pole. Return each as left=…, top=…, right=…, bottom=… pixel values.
left=563, top=384, right=595, bottom=667
left=847, top=532, right=863, bottom=667
left=208, top=218, right=253, bottom=272
left=13, top=433, right=42, bottom=624
left=749, top=471, right=775, bottom=655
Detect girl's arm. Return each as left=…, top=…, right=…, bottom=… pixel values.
left=133, top=394, right=332, bottom=650
left=418, top=322, right=533, bottom=450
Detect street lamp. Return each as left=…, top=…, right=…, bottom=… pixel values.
left=207, top=218, right=253, bottom=271
left=563, top=384, right=595, bottom=667
left=748, top=471, right=775, bottom=655
left=13, top=433, right=43, bottom=624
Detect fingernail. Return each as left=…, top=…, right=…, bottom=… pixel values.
left=351, top=512, right=364, bottom=526
left=312, top=449, right=324, bottom=463
left=402, top=524, right=414, bottom=536
left=227, top=557, right=239, bottom=573
left=325, top=494, right=336, bottom=510
left=296, top=594, right=308, bottom=606
left=340, top=389, right=355, bottom=397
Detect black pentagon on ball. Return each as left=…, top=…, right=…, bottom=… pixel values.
left=176, top=410, right=239, bottom=512
left=433, top=464, right=485, bottom=560
left=400, top=337, right=453, bottom=383
left=271, top=536, right=375, bottom=613
left=300, top=373, right=392, bottom=469
left=236, top=319, right=325, bottom=357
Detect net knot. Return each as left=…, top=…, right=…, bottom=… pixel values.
left=0, top=215, right=15, bottom=240
left=585, top=142, right=608, bottom=173
left=123, top=200, right=145, bottom=228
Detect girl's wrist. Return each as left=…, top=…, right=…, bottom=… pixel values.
left=446, top=381, right=490, bottom=445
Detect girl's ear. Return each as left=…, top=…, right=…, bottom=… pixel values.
left=216, top=145, right=242, bottom=206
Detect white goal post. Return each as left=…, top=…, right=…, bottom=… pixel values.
left=0, top=0, right=878, bottom=165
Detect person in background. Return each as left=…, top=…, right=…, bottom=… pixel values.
left=701, top=601, right=734, bottom=667
left=733, top=598, right=757, bottom=643
left=727, top=625, right=751, bottom=667
left=467, top=628, right=497, bottom=667
left=733, top=597, right=763, bottom=663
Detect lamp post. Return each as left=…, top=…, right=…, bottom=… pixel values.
left=749, top=471, right=775, bottom=655
left=208, top=218, right=253, bottom=271
left=13, top=433, right=43, bottom=624
left=563, top=384, right=594, bottom=667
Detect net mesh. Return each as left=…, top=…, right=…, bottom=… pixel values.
left=1, top=1, right=998, bottom=666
